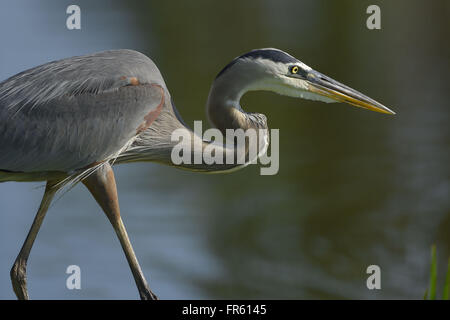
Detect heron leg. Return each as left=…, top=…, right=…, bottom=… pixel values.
left=10, top=180, right=60, bottom=300
left=82, top=163, right=158, bottom=300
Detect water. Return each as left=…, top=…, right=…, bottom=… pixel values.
left=0, top=0, right=449, bottom=299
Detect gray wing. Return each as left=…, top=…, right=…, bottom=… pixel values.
left=0, top=49, right=167, bottom=172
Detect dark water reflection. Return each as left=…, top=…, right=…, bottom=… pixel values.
left=0, top=0, right=448, bottom=299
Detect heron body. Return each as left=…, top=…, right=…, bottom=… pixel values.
left=0, top=50, right=171, bottom=177
left=0, top=48, right=394, bottom=299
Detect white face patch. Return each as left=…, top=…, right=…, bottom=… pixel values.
left=244, top=75, right=335, bottom=104
left=241, top=60, right=335, bottom=104
left=213, top=51, right=336, bottom=105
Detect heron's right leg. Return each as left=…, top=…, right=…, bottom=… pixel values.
left=10, top=180, right=60, bottom=300
left=82, top=163, right=158, bottom=300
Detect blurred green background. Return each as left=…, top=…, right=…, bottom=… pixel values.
left=0, top=0, right=449, bottom=299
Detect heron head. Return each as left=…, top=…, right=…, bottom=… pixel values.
left=214, top=48, right=395, bottom=115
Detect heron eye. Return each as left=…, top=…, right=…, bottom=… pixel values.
left=291, top=66, right=299, bottom=74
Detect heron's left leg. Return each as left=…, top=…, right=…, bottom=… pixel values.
left=10, top=180, right=61, bottom=300
left=82, top=163, right=158, bottom=300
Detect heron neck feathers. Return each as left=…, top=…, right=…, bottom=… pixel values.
left=206, top=75, right=268, bottom=134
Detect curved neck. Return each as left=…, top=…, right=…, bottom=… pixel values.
left=206, top=70, right=268, bottom=134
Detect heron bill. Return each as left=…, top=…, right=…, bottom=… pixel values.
left=306, top=70, right=395, bottom=115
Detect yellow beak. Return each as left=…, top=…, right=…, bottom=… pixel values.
left=305, top=71, right=395, bottom=115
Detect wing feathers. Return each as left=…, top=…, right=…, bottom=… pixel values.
left=0, top=50, right=167, bottom=173
left=0, top=49, right=163, bottom=114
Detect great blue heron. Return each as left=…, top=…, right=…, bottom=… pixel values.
left=0, top=48, right=394, bottom=300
